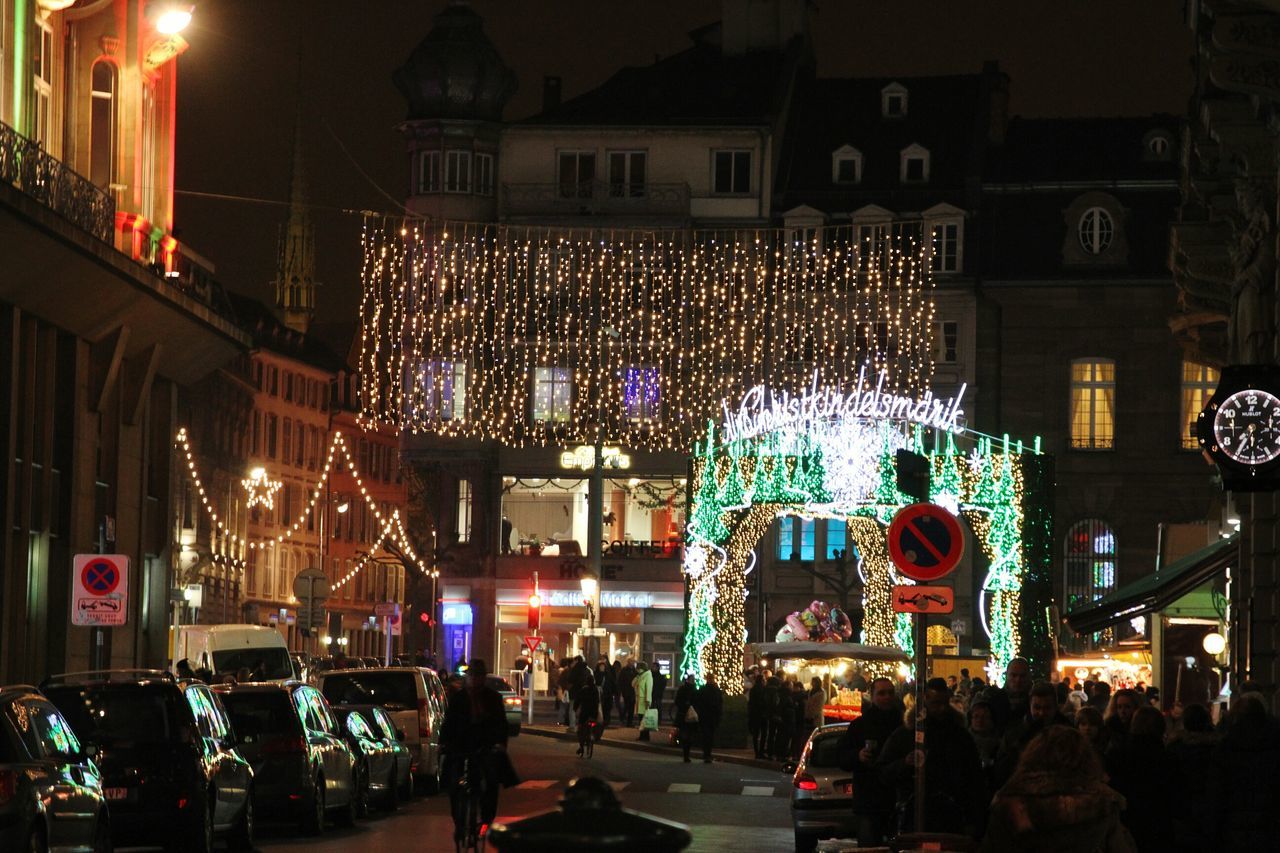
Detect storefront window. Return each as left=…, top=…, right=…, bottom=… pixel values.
left=601, top=477, right=684, bottom=557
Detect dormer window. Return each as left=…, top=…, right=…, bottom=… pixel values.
left=1142, top=129, right=1174, bottom=162
left=882, top=83, right=908, bottom=118
left=831, top=145, right=862, bottom=184
left=900, top=143, right=930, bottom=183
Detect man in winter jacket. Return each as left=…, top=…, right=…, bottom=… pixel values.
left=692, top=675, right=724, bottom=763
left=634, top=662, right=654, bottom=740
left=993, top=681, right=1071, bottom=788
left=748, top=672, right=768, bottom=758
left=837, top=677, right=904, bottom=845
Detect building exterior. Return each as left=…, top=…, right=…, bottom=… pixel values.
left=0, top=0, right=249, bottom=682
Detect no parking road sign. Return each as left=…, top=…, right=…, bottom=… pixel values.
left=72, top=554, right=130, bottom=627
left=887, top=503, right=965, bottom=583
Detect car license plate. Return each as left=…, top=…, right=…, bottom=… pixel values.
left=105, top=787, right=129, bottom=801
left=841, top=782, right=853, bottom=795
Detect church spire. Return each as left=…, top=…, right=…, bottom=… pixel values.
left=274, top=94, right=316, bottom=334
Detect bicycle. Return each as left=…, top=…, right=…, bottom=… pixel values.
left=452, top=750, right=490, bottom=853
left=576, top=719, right=595, bottom=759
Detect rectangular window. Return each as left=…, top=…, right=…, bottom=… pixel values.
left=282, top=418, right=292, bottom=463
left=835, top=157, right=860, bottom=183
left=418, top=150, right=440, bottom=193
left=777, top=516, right=815, bottom=561
left=252, top=412, right=261, bottom=455
left=931, top=220, right=961, bottom=273
left=932, top=321, right=959, bottom=363
left=266, top=415, right=278, bottom=458
left=1181, top=361, right=1220, bottom=450
left=475, top=152, right=494, bottom=196
left=420, top=361, right=467, bottom=420
left=608, top=150, right=647, bottom=198
left=826, top=519, right=848, bottom=560
left=857, top=223, right=889, bottom=272
left=456, top=479, right=472, bottom=543
left=623, top=366, right=661, bottom=423
left=904, top=156, right=927, bottom=182
left=1071, top=360, right=1116, bottom=450
left=557, top=150, right=595, bottom=199
left=295, top=422, right=305, bottom=467
left=445, top=150, right=471, bottom=193
left=713, top=150, right=751, bottom=194
left=283, top=373, right=293, bottom=402
left=532, top=366, right=572, bottom=423
left=32, top=20, right=53, bottom=147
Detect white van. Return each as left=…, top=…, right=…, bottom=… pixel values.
left=173, top=624, right=293, bottom=682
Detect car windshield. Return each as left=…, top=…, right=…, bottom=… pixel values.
left=486, top=676, right=514, bottom=693
left=805, top=734, right=847, bottom=769
left=219, top=691, right=297, bottom=740
left=44, top=684, right=179, bottom=745
left=320, top=672, right=417, bottom=710
left=210, top=647, right=292, bottom=681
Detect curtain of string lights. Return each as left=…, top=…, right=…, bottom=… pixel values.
left=358, top=217, right=935, bottom=445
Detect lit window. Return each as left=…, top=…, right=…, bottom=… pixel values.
left=532, top=366, right=572, bottom=423
left=456, top=479, right=472, bottom=543
left=825, top=519, right=848, bottom=560
left=623, top=366, right=661, bottom=423
left=1064, top=518, right=1117, bottom=611
left=1181, top=361, right=1220, bottom=450
left=932, top=321, right=959, bottom=363
left=474, top=153, right=494, bottom=196
left=418, top=151, right=440, bottom=193
left=1070, top=359, right=1116, bottom=449
left=777, top=516, right=815, bottom=561
left=420, top=361, right=467, bottom=421
left=712, top=150, right=752, bottom=195
left=930, top=219, right=961, bottom=273
left=444, top=150, right=471, bottom=193
left=857, top=223, right=889, bottom=272
left=1078, top=207, right=1114, bottom=255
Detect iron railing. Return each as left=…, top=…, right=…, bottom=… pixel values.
left=0, top=120, right=114, bottom=242
left=503, top=180, right=690, bottom=217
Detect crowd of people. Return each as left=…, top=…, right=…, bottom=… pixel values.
left=793, top=656, right=1280, bottom=852
left=746, top=671, right=832, bottom=761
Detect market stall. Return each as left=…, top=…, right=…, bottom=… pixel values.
left=752, top=640, right=910, bottom=722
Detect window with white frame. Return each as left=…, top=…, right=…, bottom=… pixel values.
left=456, top=479, right=472, bottom=543
left=931, top=321, right=959, bottom=363
left=532, top=366, right=572, bottom=423
left=444, top=150, right=471, bottom=193
left=777, top=516, right=816, bottom=561
left=786, top=225, right=820, bottom=276
left=608, top=150, right=647, bottom=198
left=418, top=151, right=441, bottom=194
left=88, top=61, right=117, bottom=190
left=882, top=83, right=908, bottom=118
left=930, top=219, right=961, bottom=273
left=623, top=366, right=661, bottom=423
left=421, top=360, right=467, bottom=421
left=900, top=144, right=930, bottom=183
left=1181, top=361, right=1220, bottom=450
left=1078, top=207, right=1114, bottom=255
left=856, top=222, right=890, bottom=272
left=832, top=146, right=862, bottom=184
left=33, top=18, right=53, bottom=147
left=474, top=153, right=494, bottom=196
left=712, top=149, right=752, bottom=194
left=558, top=150, right=595, bottom=198
left=1070, top=359, right=1116, bottom=449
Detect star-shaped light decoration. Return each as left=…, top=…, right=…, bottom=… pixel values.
left=242, top=466, right=282, bottom=510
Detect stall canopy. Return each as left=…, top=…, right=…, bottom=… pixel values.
left=1065, top=534, right=1238, bottom=634
left=752, top=642, right=909, bottom=662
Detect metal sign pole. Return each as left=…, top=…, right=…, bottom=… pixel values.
left=914, top=613, right=927, bottom=833
left=384, top=615, right=392, bottom=666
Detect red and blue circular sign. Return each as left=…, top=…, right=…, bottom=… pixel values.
left=887, top=503, right=965, bottom=583
left=81, top=558, right=121, bottom=595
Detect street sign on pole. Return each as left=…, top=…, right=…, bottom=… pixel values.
left=293, top=568, right=331, bottom=633
left=891, top=585, right=955, bottom=614
left=524, top=635, right=542, bottom=655
left=72, top=554, right=129, bottom=627
left=374, top=602, right=401, bottom=617
left=887, top=503, right=965, bottom=582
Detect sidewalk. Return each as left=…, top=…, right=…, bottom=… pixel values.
left=521, top=719, right=782, bottom=771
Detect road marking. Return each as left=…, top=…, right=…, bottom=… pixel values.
left=607, top=781, right=630, bottom=792
left=515, top=779, right=558, bottom=789
left=741, top=785, right=775, bottom=796
left=667, top=782, right=701, bottom=793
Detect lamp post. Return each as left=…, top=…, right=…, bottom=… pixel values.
left=580, top=572, right=600, bottom=663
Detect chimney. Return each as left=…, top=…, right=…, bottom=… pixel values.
left=983, top=60, right=1010, bottom=145
left=542, top=76, right=562, bottom=113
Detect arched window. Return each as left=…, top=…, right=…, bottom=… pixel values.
left=89, top=61, right=118, bottom=189
left=1064, top=519, right=1117, bottom=613
left=1078, top=207, right=1114, bottom=255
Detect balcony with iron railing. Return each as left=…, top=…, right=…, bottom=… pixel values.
left=502, top=180, right=690, bottom=219
left=0, top=119, right=115, bottom=241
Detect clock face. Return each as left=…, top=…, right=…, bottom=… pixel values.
left=1213, top=389, right=1280, bottom=465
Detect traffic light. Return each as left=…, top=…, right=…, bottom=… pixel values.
left=418, top=611, right=431, bottom=624
left=527, top=593, right=542, bottom=631
left=895, top=449, right=930, bottom=501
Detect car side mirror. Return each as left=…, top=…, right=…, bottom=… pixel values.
left=395, top=729, right=405, bottom=742
left=781, top=761, right=796, bottom=775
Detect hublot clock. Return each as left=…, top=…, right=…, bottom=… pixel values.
left=1197, top=365, right=1280, bottom=491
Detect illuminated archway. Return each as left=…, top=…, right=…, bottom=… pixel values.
left=680, top=383, right=1052, bottom=696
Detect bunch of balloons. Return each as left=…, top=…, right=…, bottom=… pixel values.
left=776, top=600, right=854, bottom=643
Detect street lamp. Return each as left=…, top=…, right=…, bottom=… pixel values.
left=152, top=3, right=194, bottom=35
left=580, top=572, right=600, bottom=662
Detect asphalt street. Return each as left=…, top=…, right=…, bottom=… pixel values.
left=250, top=731, right=795, bottom=852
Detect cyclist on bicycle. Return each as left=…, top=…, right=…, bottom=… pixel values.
left=574, top=670, right=600, bottom=756
left=441, top=658, right=509, bottom=842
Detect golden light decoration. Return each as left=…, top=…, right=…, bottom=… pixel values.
left=242, top=467, right=283, bottom=510
left=357, top=217, right=936, bottom=448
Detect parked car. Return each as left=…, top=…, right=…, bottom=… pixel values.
left=332, top=707, right=403, bottom=814
left=42, top=670, right=254, bottom=853
left=212, top=682, right=358, bottom=835
left=786, top=723, right=857, bottom=853
left=0, top=684, right=111, bottom=852
left=313, top=667, right=445, bottom=792
left=486, top=676, right=523, bottom=736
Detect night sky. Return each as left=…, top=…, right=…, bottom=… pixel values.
left=174, top=1, right=1192, bottom=351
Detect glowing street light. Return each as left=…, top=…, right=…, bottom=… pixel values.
left=154, top=3, right=194, bottom=35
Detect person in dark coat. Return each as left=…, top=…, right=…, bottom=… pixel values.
left=650, top=661, right=668, bottom=722
left=993, top=681, right=1072, bottom=789
left=674, top=675, right=699, bottom=762
left=1166, top=702, right=1220, bottom=853
left=618, top=661, right=637, bottom=727
left=595, top=661, right=616, bottom=727
left=748, top=672, right=768, bottom=758
left=440, top=659, right=512, bottom=839
left=763, top=676, right=784, bottom=760
left=790, top=681, right=810, bottom=759
left=572, top=671, right=601, bottom=756
left=692, top=675, right=724, bottom=763
left=1207, top=693, right=1280, bottom=852
left=982, top=656, right=1031, bottom=735
left=980, top=725, right=1135, bottom=853
left=773, top=679, right=797, bottom=761
left=837, top=676, right=904, bottom=846
left=1103, top=688, right=1139, bottom=756
left=968, top=700, right=1001, bottom=786
left=1105, top=705, right=1174, bottom=853
left=880, top=678, right=988, bottom=837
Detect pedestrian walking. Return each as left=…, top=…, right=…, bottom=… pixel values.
left=748, top=671, right=768, bottom=758
left=674, top=675, right=699, bottom=762
left=1167, top=702, right=1219, bottom=853
left=980, top=725, right=1135, bottom=852
left=650, top=661, right=668, bottom=721
left=804, top=676, right=827, bottom=732
left=837, top=676, right=903, bottom=846
left=573, top=671, right=601, bottom=757
left=1107, top=705, right=1174, bottom=852
left=618, top=661, right=637, bottom=727
left=791, top=681, right=810, bottom=759
left=693, top=675, right=724, bottom=763
left=993, top=681, right=1070, bottom=788
left=595, top=660, right=616, bottom=727
left=967, top=700, right=1000, bottom=784
left=634, top=662, right=655, bottom=740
